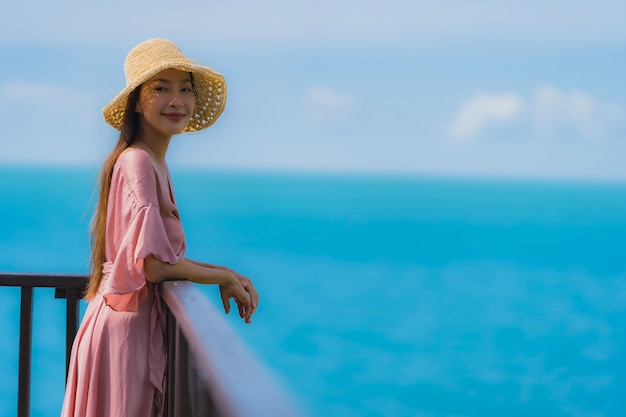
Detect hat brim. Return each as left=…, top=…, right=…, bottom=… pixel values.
left=102, top=61, right=226, bottom=132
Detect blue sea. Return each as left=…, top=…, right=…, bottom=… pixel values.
left=1, top=167, right=625, bottom=417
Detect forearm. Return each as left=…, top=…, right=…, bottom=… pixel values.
left=144, top=256, right=229, bottom=285
left=186, top=258, right=228, bottom=271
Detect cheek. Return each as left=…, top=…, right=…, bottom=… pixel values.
left=186, top=96, right=196, bottom=113
left=137, top=90, right=157, bottom=113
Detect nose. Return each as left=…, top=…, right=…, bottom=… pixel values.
left=170, top=96, right=182, bottom=108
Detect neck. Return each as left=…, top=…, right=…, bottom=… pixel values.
left=134, top=124, right=172, bottom=165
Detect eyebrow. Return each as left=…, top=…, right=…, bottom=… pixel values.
left=153, top=77, right=193, bottom=84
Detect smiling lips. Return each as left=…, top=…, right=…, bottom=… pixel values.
left=163, top=112, right=185, bottom=122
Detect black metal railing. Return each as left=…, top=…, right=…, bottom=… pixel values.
left=1, top=273, right=302, bottom=417
left=0, top=272, right=87, bottom=417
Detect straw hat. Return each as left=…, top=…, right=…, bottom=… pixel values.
left=102, top=38, right=226, bottom=132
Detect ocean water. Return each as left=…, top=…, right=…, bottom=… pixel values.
left=0, top=167, right=625, bottom=417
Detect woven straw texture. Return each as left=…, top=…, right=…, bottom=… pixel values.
left=102, top=38, right=226, bottom=132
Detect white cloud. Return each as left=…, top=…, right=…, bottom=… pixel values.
left=303, top=85, right=358, bottom=127
left=447, top=93, right=523, bottom=141
left=532, top=85, right=626, bottom=138
left=447, top=86, right=626, bottom=143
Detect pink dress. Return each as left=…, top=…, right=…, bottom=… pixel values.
left=61, top=148, right=186, bottom=417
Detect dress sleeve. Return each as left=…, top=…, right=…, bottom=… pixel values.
left=102, top=150, right=186, bottom=311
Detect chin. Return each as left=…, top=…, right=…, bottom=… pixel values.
left=165, top=125, right=188, bottom=136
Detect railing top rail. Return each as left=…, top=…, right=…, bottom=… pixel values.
left=0, top=273, right=88, bottom=289
left=162, top=280, right=303, bottom=417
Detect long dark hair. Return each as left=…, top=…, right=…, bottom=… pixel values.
left=85, top=88, right=141, bottom=299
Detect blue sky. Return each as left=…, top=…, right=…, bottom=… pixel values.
left=1, top=0, right=625, bottom=181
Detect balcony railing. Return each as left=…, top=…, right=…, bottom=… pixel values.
left=0, top=273, right=302, bottom=417
left=0, top=273, right=86, bottom=417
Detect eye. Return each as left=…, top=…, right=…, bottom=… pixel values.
left=181, top=87, right=193, bottom=93
left=154, top=86, right=167, bottom=92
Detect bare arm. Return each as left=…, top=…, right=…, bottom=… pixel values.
left=144, top=256, right=255, bottom=323
left=186, top=259, right=229, bottom=271
left=145, top=256, right=230, bottom=284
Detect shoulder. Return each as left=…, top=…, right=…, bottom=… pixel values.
left=116, top=148, right=154, bottom=172
left=113, top=148, right=159, bottom=206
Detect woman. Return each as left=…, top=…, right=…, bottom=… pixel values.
left=61, top=38, right=258, bottom=417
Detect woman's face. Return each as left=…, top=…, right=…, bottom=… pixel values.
left=135, top=68, right=196, bottom=138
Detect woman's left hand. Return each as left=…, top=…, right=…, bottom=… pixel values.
left=219, top=270, right=259, bottom=324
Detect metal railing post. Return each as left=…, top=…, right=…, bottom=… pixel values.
left=17, top=286, right=33, bottom=417
left=166, top=307, right=176, bottom=417
left=64, top=288, right=80, bottom=378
